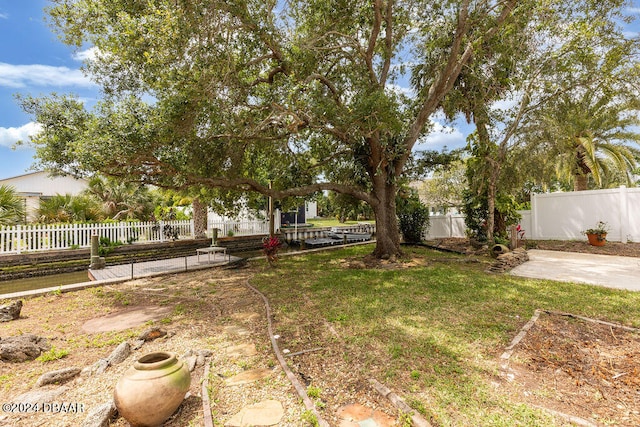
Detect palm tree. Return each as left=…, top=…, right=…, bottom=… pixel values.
left=0, top=185, right=26, bottom=226
left=532, top=89, right=640, bottom=191
left=37, top=194, right=103, bottom=223
left=85, top=176, right=156, bottom=220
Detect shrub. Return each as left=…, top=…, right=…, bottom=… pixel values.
left=397, top=192, right=430, bottom=244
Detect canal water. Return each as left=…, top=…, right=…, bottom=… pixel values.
left=0, top=271, right=91, bottom=295
left=0, top=247, right=305, bottom=295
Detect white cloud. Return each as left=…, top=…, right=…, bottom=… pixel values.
left=73, top=47, right=99, bottom=62
left=417, top=120, right=467, bottom=150
left=386, top=83, right=416, bottom=99
left=0, top=13, right=8, bottom=19
left=0, top=63, right=95, bottom=88
left=0, top=122, right=42, bottom=149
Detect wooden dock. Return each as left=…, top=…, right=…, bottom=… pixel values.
left=89, top=253, right=241, bottom=281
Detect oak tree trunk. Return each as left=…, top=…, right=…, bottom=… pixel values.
left=192, top=197, right=208, bottom=238
left=486, top=178, right=496, bottom=243
left=371, top=182, right=402, bottom=259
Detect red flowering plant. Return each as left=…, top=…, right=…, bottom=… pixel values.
left=516, top=224, right=526, bottom=248
left=262, top=235, right=282, bottom=265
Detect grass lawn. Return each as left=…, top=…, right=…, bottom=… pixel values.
left=251, top=244, right=640, bottom=426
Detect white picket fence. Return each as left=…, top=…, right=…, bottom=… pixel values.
left=208, top=219, right=272, bottom=238
left=0, top=218, right=282, bottom=254
left=0, top=220, right=195, bottom=254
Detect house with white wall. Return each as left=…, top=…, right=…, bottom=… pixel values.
left=0, top=171, right=89, bottom=222
left=208, top=201, right=318, bottom=223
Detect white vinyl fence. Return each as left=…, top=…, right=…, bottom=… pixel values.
left=423, top=186, right=640, bottom=243
left=0, top=220, right=195, bottom=254
left=424, top=215, right=466, bottom=239
left=517, top=186, right=640, bottom=243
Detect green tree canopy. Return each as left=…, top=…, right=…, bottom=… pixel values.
left=517, top=5, right=640, bottom=191
left=21, top=0, right=632, bottom=257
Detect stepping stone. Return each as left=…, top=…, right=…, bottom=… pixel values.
left=336, top=403, right=395, bottom=427
left=223, top=325, right=251, bottom=337
left=337, top=404, right=373, bottom=422
left=226, top=399, right=284, bottom=426
left=371, top=410, right=396, bottom=426
left=225, top=343, right=257, bottom=358
left=82, top=306, right=172, bottom=333
left=224, top=368, right=272, bottom=386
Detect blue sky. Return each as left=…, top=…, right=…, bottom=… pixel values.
left=0, top=2, right=638, bottom=181
left=0, top=0, right=99, bottom=179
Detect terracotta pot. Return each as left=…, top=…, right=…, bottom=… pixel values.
left=114, top=352, right=191, bottom=427
left=587, top=232, right=607, bottom=246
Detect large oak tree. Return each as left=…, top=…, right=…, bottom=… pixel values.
left=24, top=0, right=584, bottom=257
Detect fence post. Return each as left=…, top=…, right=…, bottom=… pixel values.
left=620, top=186, right=628, bottom=243
left=16, top=224, right=22, bottom=255
left=190, top=219, right=195, bottom=239
left=159, top=220, right=165, bottom=242
left=530, top=193, right=538, bottom=240
left=73, top=223, right=78, bottom=247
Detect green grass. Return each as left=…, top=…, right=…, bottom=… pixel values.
left=252, top=245, right=640, bottom=426
left=36, top=346, right=69, bottom=362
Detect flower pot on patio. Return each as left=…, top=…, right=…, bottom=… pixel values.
left=586, top=232, right=607, bottom=246
left=584, top=221, right=609, bottom=247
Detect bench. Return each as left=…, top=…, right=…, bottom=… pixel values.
left=196, top=246, right=229, bottom=263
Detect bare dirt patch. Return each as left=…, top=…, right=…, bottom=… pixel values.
left=502, top=312, right=640, bottom=426
left=0, top=266, right=308, bottom=427
left=2, top=242, right=639, bottom=426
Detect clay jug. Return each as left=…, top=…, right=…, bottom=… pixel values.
left=114, top=351, right=191, bottom=427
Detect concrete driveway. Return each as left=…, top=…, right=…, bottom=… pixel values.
left=510, top=249, right=640, bottom=291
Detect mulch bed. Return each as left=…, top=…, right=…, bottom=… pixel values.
left=504, top=312, right=640, bottom=426
left=529, top=240, right=640, bottom=258
left=427, top=237, right=640, bottom=258
left=431, top=238, right=640, bottom=425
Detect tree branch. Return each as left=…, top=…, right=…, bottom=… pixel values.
left=399, top=0, right=517, bottom=175
left=365, top=0, right=384, bottom=85
left=379, top=0, right=394, bottom=86
left=305, top=73, right=342, bottom=106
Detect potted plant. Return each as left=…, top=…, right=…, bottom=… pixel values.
left=584, top=221, right=609, bottom=246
